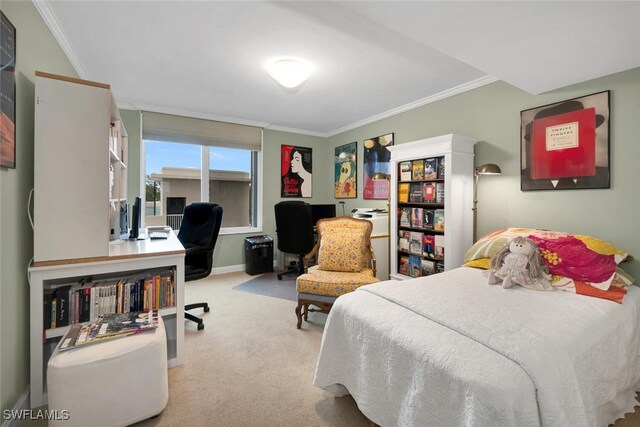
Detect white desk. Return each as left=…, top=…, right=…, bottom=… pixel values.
left=352, top=210, right=389, bottom=281
left=28, top=232, right=185, bottom=408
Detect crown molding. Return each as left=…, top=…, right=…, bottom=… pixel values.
left=263, top=124, right=326, bottom=138
left=32, top=0, right=89, bottom=79
left=119, top=102, right=271, bottom=129
left=326, top=75, right=499, bottom=137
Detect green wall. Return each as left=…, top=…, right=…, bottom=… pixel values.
left=327, top=67, right=640, bottom=278
left=0, top=1, right=77, bottom=413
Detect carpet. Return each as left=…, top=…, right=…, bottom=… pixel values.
left=232, top=271, right=298, bottom=301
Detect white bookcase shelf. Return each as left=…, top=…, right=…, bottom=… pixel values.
left=388, top=134, right=476, bottom=280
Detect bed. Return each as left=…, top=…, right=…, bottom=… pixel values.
left=313, top=230, right=640, bottom=427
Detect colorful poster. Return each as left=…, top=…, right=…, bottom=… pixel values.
left=281, top=145, right=312, bottom=197
left=1, top=12, right=16, bottom=168
left=363, top=133, right=393, bottom=199
left=520, top=91, right=609, bottom=191
left=334, top=142, right=356, bottom=198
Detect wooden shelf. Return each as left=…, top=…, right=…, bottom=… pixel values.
left=398, top=226, right=444, bottom=234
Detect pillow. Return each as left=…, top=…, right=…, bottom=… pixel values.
left=464, top=228, right=630, bottom=265
left=464, top=228, right=634, bottom=303
left=317, top=230, right=368, bottom=272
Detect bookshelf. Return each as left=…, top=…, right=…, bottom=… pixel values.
left=29, top=232, right=185, bottom=408
left=388, top=134, right=476, bottom=280
left=30, top=72, right=185, bottom=408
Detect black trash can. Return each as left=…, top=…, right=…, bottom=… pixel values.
left=244, top=235, right=274, bottom=275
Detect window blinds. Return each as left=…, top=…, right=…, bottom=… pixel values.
left=142, top=111, right=262, bottom=151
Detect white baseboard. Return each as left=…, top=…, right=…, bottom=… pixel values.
left=1, top=388, right=30, bottom=427
left=209, top=260, right=278, bottom=276
left=210, top=264, right=245, bottom=275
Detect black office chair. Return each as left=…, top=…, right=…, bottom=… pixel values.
left=274, top=201, right=315, bottom=280
left=177, top=202, right=223, bottom=330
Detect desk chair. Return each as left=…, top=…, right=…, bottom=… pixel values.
left=177, top=203, right=223, bottom=330
left=295, top=217, right=379, bottom=328
left=274, top=201, right=315, bottom=280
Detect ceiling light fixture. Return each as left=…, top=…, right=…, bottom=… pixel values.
left=268, top=59, right=312, bottom=89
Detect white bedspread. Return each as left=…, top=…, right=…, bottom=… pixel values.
left=314, top=267, right=640, bottom=427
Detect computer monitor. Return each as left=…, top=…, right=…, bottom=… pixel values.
left=311, top=204, right=337, bottom=226
left=129, top=196, right=142, bottom=239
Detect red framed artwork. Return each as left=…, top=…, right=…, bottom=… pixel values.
left=520, top=91, right=609, bottom=191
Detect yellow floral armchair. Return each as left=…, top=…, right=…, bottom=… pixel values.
left=295, top=217, right=380, bottom=328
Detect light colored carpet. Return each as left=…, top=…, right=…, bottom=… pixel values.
left=135, top=271, right=369, bottom=427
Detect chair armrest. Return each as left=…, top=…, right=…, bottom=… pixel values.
left=368, top=245, right=377, bottom=276
left=304, top=243, right=320, bottom=272
left=184, top=245, right=212, bottom=257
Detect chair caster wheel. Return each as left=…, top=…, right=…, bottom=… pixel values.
left=277, top=276, right=282, bottom=280
left=204, top=306, right=210, bottom=313
left=197, top=323, right=204, bottom=331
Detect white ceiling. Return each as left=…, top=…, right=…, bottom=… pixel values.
left=36, top=1, right=640, bottom=137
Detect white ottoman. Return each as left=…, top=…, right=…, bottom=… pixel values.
left=47, top=318, right=169, bottom=427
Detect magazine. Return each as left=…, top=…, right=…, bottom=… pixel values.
left=59, top=310, right=158, bottom=351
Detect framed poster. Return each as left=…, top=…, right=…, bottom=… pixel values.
left=281, top=144, right=312, bottom=197
left=334, top=142, right=357, bottom=199
left=1, top=11, right=16, bottom=168
left=363, top=133, right=394, bottom=199
left=520, top=91, right=609, bottom=191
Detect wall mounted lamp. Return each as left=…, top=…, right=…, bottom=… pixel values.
left=473, top=163, right=502, bottom=243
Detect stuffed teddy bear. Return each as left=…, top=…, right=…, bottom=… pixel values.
left=488, top=236, right=553, bottom=291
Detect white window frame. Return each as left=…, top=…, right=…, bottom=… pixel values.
left=140, top=140, right=263, bottom=235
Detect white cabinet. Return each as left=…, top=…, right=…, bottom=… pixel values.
left=34, top=72, right=128, bottom=263
left=388, top=134, right=476, bottom=280
left=31, top=72, right=184, bottom=409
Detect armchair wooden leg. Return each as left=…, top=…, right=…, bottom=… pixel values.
left=295, top=302, right=303, bottom=329
left=303, top=303, right=309, bottom=321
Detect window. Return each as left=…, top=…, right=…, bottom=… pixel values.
left=144, top=141, right=260, bottom=232
left=141, top=111, right=262, bottom=233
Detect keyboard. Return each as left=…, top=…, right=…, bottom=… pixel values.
left=149, top=231, right=169, bottom=240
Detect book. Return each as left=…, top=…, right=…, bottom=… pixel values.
left=434, top=209, right=445, bottom=231
left=408, top=255, right=421, bottom=278
left=409, top=232, right=423, bottom=255
left=399, top=207, right=411, bottom=227
left=43, top=288, right=55, bottom=330
left=398, top=183, right=410, bottom=203
left=399, top=161, right=412, bottom=181
left=422, top=182, right=436, bottom=203
left=411, top=207, right=423, bottom=228
left=59, top=310, right=158, bottom=352
left=435, top=182, right=445, bottom=203
left=435, top=235, right=445, bottom=260
left=530, top=108, right=596, bottom=179
left=422, top=234, right=435, bottom=258
left=424, top=157, right=438, bottom=179
left=56, top=285, right=71, bottom=327
left=421, top=259, right=435, bottom=276
left=437, top=156, right=445, bottom=179
left=412, top=159, right=425, bottom=180
left=409, top=183, right=423, bottom=202
left=422, top=209, right=434, bottom=230
left=399, top=255, right=410, bottom=276
left=398, top=231, right=410, bottom=252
